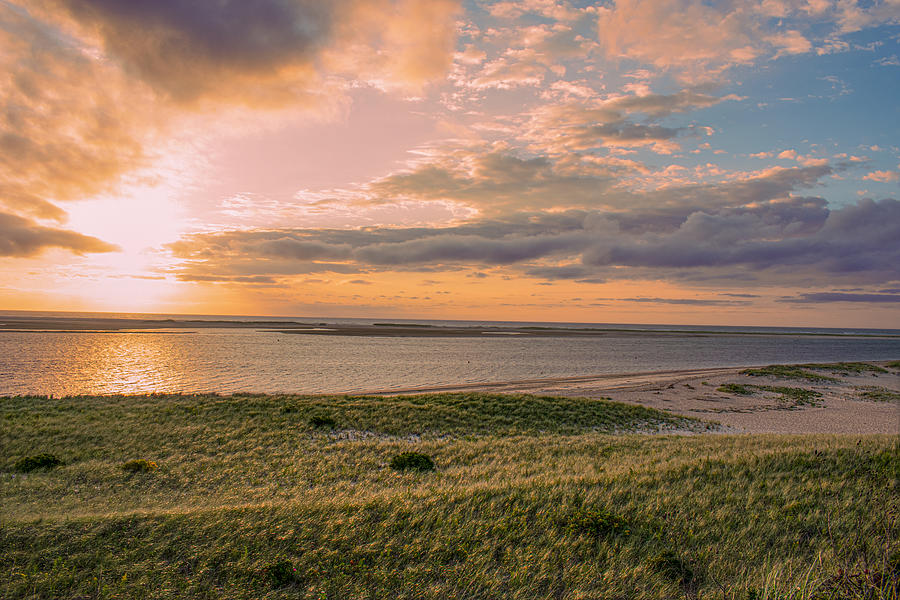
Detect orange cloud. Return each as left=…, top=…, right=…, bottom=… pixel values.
left=1, top=0, right=462, bottom=243
left=0, top=3, right=154, bottom=220
left=0, top=211, right=118, bottom=257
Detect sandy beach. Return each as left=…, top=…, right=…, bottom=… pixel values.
left=366, top=361, right=900, bottom=435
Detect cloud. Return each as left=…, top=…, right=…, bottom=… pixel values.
left=863, top=170, right=900, bottom=183
left=781, top=292, right=900, bottom=303
left=37, top=0, right=461, bottom=104
left=594, top=0, right=900, bottom=78
left=875, top=54, right=900, bottom=66
left=582, top=198, right=899, bottom=282
left=36, top=0, right=332, bottom=105
left=617, top=297, right=751, bottom=306
left=520, top=90, right=733, bottom=154
left=0, top=0, right=462, bottom=248
left=0, top=3, right=152, bottom=220
left=0, top=211, right=119, bottom=257
left=168, top=193, right=900, bottom=294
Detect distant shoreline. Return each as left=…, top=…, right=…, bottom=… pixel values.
left=2, top=316, right=898, bottom=338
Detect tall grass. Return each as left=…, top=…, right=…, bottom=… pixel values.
left=1, top=393, right=897, bottom=599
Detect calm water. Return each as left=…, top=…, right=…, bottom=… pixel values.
left=1, top=322, right=899, bottom=396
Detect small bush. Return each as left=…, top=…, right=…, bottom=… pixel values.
left=653, top=550, right=701, bottom=587
left=717, top=383, right=755, bottom=395
left=267, top=560, right=297, bottom=587
left=14, top=453, right=63, bottom=472
left=309, top=415, right=338, bottom=429
left=121, top=459, right=158, bottom=473
left=390, top=451, right=436, bottom=473
left=566, top=508, right=631, bottom=538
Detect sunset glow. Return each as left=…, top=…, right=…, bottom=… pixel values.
left=2, top=0, right=899, bottom=326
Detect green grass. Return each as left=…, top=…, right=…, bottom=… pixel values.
left=717, top=383, right=755, bottom=395
left=742, top=362, right=892, bottom=383
left=741, top=365, right=841, bottom=382
left=799, top=362, right=889, bottom=375
left=717, top=384, right=823, bottom=407
left=886, top=361, right=900, bottom=370
left=1, top=393, right=898, bottom=599
left=856, top=387, right=900, bottom=403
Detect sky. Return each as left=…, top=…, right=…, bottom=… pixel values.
left=1, top=0, right=899, bottom=327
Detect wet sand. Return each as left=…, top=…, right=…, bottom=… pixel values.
left=365, top=362, right=900, bottom=435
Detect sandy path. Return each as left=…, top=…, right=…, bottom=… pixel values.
left=366, top=363, right=900, bottom=435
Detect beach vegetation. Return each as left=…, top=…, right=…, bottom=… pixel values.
left=741, top=365, right=841, bottom=382
left=718, top=383, right=755, bottom=395
left=389, top=451, right=435, bottom=472
left=565, top=507, right=632, bottom=538
left=856, top=387, right=900, bottom=403
left=13, top=453, right=63, bottom=472
left=121, top=459, right=158, bottom=473
left=267, top=559, right=298, bottom=587
left=1, top=393, right=897, bottom=599
left=798, top=362, right=888, bottom=374
left=717, top=384, right=823, bottom=407
left=308, top=415, right=339, bottom=429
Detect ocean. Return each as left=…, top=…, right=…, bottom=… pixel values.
left=2, top=311, right=899, bottom=396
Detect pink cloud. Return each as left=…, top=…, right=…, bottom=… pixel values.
left=863, top=170, right=900, bottom=183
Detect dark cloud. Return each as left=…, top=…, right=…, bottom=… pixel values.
left=0, top=211, right=119, bottom=257
left=524, top=265, right=592, bottom=280
left=354, top=231, right=590, bottom=265
left=169, top=195, right=899, bottom=296
left=780, top=292, right=900, bottom=303
left=45, top=0, right=333, bottom=103
left=584, top=198, right=895, bottom=278
left=39, top=0, right=461, bottom=105
left=618, top=297, right=751, bottom=306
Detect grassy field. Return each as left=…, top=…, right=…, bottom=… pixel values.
left=1, top=392, right=897, bottom=599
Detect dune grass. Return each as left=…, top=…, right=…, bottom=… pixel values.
left=1, top=393, right=898, bottom=599
left=742, top=362, right=891, bottom=383
left=741, top=365, right=841, bottom=383
left=855, top=387, right=900, bottom=403
left=716, top=384, right=823, bottom=408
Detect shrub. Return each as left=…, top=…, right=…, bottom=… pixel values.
left=121, top=459, right=158, bottom=473
left=309, top=415, right=338, bottom=429
left=653, top=550, right=701, bottom=587
left=267, top=560, right=297, bottom=587
left=566, top=508, right=631, bottom=538
left=14, top=453, right=63, bottom=472
left=389, top=451, right=436, bottom=473
left=717, top=383, right=755, bottom=395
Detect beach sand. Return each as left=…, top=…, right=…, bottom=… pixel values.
left=366, top=362, right=900, bottom=435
